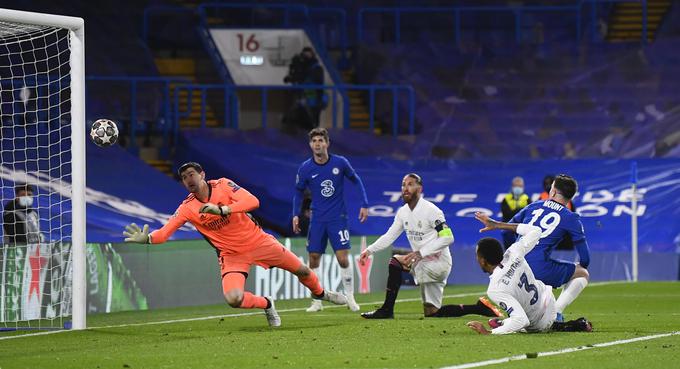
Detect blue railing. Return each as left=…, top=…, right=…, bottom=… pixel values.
left=143, top=3, right=349, bottom=56
left=85, top=77, right=415, bottom=155
left=196, top=3, right=309, bottom=28
left=85, top=76, right=190, bottom=154
left=171, top=83, right=415, bottom=140
left=141, top=5, right=195, bottom=43
left=142, top=1, right=652, bottom=66
left=358, top=1, right=650, bottom=46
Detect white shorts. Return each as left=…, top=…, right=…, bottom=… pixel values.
left=411, top=255, right=452, bottom=308
left=411, top=255, right=451, bottom=285
left=420, top=281, right=446, bottom=308
left=526, top=293, right=557, bottom=333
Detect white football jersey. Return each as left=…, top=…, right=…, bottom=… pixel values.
left=487, top=224, right=556, bottom=334
left=367, top=197, right=452, bottom=263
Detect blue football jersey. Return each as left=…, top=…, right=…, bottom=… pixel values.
left=294, top=154, right=368, bottom=222
left=509, top=200, right=587, bottom=264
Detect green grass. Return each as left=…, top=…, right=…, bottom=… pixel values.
left=1, top=282, right=679, bottom=369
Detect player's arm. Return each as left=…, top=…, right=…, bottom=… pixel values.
left=360, top=214, right=404, bottom=264
left=500, top=206, right=526, bottom=245
left=124, top=206, right=188, bottom=244
left=342, top=157, right=369, bottom=222
left=292, top=167, right=307, bottom=233
left=199, top=180, right=259, bottom=216
left=570, top=218, right=590, bottom=268
left=417, top=209, right=454, bottom=258
left=486, top=291, right=529, bottom=335
left=475, top=212, right=541, bottom=257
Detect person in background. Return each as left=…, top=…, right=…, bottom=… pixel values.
left=3, top=183, right=44, bottom=245
left=501, top=176, right=530, bottom=248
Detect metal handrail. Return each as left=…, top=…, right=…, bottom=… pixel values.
left=170, top=83, right=415, bottom=139
left=85, top=76, right=190, bottom=153
left=357, top=1, right=650, bottom=46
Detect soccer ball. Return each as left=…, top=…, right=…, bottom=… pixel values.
left=90, top=119, right=119, bottom=147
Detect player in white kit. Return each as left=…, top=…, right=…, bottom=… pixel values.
left=359, top=174, right=502, bottom=319
left=466, top=212, right=593, bottom=334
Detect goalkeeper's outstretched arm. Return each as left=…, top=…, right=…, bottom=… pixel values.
left=124, top=208, right=188, bottom=244
left=123, top=223, right=150, bottom=243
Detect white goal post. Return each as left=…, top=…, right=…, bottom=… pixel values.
left=0, top=8, right=86, bottom=330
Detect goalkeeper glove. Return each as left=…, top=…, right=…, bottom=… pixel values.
left=123, top=223, right=150, bottom=244
left=199, top=203, right=231, bottom=217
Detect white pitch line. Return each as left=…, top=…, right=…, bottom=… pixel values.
left=0, top=280, right=642, bottom=342
left=0, top=291, right=485, bottom=341
left=440, top=331, right=680, bottom=369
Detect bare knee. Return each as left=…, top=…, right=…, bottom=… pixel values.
left=573, top=265, right=590, bottom=281
left=308, top=253, right=322, bottom=269
left=392, top=255, right=410, bottom=270
left=336, top=250, right=350, bottom=268
left=423, top=304, right=438, bottom=317
left=224, top=289, right=244, bottom=308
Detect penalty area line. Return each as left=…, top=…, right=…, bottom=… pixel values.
left=0, top=291, right=485, bottom=341
left=439, top=331, right=680, bottom=369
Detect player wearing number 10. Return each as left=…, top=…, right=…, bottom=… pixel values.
left=503, top=174, right=590, bottom=322
left=292, top=128, right=369, bottom=312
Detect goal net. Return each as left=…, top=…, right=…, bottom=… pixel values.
left=0, top=9, right=86, bottom=330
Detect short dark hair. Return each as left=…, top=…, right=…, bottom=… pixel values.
left=553, top=174, right=577, bottom=200
left=178, top=162, right=204, bottom=176
left=308, top=127, right=329, bottom=142
left=14, top=183, right=34, bottom=195
left=405, top=173, right=423, bottom=186
left=476, top=237, right=504, bottom=265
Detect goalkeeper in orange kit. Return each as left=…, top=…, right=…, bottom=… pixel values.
left=123, top=162, right=347, bottom=327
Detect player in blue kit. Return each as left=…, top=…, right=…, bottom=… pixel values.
left=292, top=128, right=369, bottom=312
left=502, top=174, right=590, bottom=322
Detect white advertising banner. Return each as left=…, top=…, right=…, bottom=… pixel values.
left=209, top=29, right=329, bottom=85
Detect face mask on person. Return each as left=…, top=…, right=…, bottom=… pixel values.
left=512, top=187, right=524, bottom=196
left=17, top=196, right=33, bottom=208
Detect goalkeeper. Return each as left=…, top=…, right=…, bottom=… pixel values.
left=123, top=162, right=347, bottom=327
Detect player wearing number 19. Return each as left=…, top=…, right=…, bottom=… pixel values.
left=503, top=174, right=590, bottom=322
left=466, top=212, right=592, bottom=335
left=292, top=128, right=369, bottom=312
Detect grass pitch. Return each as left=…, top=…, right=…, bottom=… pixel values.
left=1, top=282, right=679, bottom=369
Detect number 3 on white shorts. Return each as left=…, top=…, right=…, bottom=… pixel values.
left=527, top=209, right=561, bottom=238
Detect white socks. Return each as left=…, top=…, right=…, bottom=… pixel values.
left=341, top=266, right=354, bottom=296
left=555, top=277, right=588, bottom=313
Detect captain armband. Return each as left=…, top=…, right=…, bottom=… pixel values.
left=434, top=220, right=452, bottom=237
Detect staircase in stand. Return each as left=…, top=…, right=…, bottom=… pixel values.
left=341, top=68, right=381, bottom=134
left=154, top=57, right=219, bottom=128
left=606, top=0, right=671, bottom=42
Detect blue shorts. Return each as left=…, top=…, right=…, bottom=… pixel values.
left=307, top=219, right=351, bottom=254
left=528, top=259, right=576, bottom=288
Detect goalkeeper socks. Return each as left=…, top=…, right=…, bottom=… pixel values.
left=555, top=277, right=588, bottom=313
left=340, top=265, right=354, bottom=295
left=381, top=258, right=403, bottom=312
left=240, top=292, right=269, bottom=309
left=299, top=267, right=324, bottom=296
